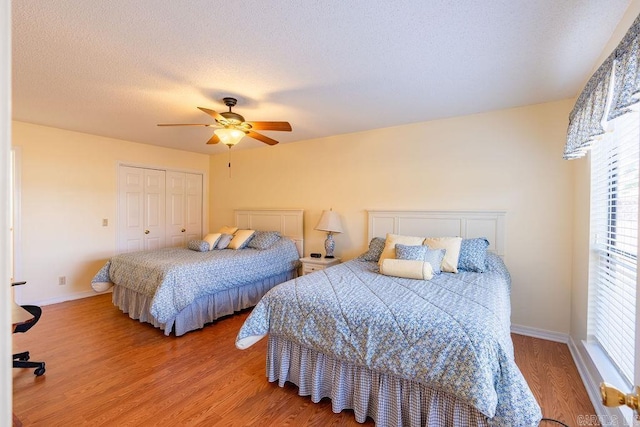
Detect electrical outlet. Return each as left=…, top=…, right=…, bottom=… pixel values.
left=102, top=218, right=108, bottom=227
left=58, top=276, right=66, bottom=286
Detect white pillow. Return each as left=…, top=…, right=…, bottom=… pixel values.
left=203, top=233, right=222, bottom=250
left=423, top=236, right=463, bottom=273
left=218, top=225, right=239, bottom=235
left=380, top=259, right=434, bottom=280
left=228, top=229, right=256, bottom=249
left=378, top=233, right=426, bottom=266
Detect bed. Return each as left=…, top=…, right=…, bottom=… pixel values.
left=236, top=210, right=542, bottom=426
left=91, top=209, right=304, bottom=336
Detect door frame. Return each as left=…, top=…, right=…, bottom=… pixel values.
left=10, top=147, right=22, bottom=284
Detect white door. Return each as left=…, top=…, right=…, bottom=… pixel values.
left=118, top=166, right=166, bottom=253
left=166, top=171, right=187, bottom=247
left=165, top=171, right=203, bottom=247
left=143, top=169, right=166, bottom=250
left=119, top=166, right=144, bottom=253
left=184, top=173, right=203, bottom=242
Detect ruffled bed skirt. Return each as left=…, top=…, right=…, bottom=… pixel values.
left=267, top=335, right=491, bottom=427
left=112, top=269, right=296, bottom=336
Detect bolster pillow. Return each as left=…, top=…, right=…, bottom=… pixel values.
left=91, top=281, right=113, bottom=292
left=379, top=259, right=434, bottom=280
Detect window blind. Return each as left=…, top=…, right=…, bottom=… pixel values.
left=589, top=109, right=640, bottom=385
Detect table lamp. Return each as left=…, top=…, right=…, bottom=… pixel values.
left=315, top=209, right=343, bottom=258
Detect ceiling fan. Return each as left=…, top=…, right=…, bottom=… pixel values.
left=158, top=97, right=292, bottom=147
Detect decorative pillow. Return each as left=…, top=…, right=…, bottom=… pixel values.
left=215, top=233, right=234, bottom=249
left=218, top=225, right=239, bottom=235
left=458, top=238, right=490, bottom=272
left=247, top=231, right=281, bottom=250
left=202, top=233, right=222, bottom=251
left=378, top=233, right=426, bottom=266
left=423, top=236, right=463, bottom=273
left=379, top=258, right=434, bottom=280
left=358, top=237, right=386, bottom=262
left=187, top=240, right=210, bottom=252
left=395, top=244, right=445, bottom=274
left=228, top=229, right=256, bottom=249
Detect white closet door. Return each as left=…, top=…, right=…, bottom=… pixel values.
left=143, top=169, right=166, bottom=250
left=184, top=173, right=203, bottom=242
left=166, top=171, right=187, bottom=247
left=165, top=171, right=203, bottom=247
left=118, top=166, right=145, bottom=253
left=118, top=166, right=166, bottom=253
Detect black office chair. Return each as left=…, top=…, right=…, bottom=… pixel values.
left=12, top=281, right=46, bottom=376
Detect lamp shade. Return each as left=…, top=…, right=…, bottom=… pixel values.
left=315, top=210, right=343, bottom=234
left=214, top=128, right=245, bottom=146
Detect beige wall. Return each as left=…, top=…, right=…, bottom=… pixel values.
left=11, top=121, right=210, bottom=304
left=210, top=99, right=575, bottom=334
left=6, top=95, right=600, bottom=336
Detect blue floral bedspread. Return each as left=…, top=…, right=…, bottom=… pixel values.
left=236, top=254, right=541, bottom=426
left=91, top=238, right=300, bottom=323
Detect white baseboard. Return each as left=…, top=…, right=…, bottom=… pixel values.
left=510, top=323, right=569, bottom=343
left=32, top=289, right=111, bottom=307
left=567, top=337, right=608, bottom=417
left=567, top=337, right=628, bottom=425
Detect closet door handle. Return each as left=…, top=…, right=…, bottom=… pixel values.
left=144, top=230, right=150, bottom=234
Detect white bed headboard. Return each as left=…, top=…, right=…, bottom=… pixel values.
left=235, top=209, right=304, bottom=257
left=368, top=210, right=506, bottom=256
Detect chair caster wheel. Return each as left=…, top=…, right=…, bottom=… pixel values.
left=34, top=365, right=45, bottom=376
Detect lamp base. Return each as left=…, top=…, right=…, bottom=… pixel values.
left=324, top=233, right=336, bottom=258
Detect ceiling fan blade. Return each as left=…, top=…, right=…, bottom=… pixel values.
left=245, top=121, right=292, bottom=132
left=206, top=133, right=221, bottom=145
left=157, top=123, right=214, bottom=127
left=197, top=107, right=226, bottom=122
left=247, top=130, right=279, bottom=146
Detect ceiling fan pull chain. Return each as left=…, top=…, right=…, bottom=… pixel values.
left=228, top=146, right=232, bottom=178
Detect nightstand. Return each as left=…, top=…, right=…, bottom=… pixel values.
left=300, top=257, right=341, bottom=275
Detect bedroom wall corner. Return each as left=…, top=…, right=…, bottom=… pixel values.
left=11, top=121, right=211, bottom=305
left=208, top=99, right=575, bottom=335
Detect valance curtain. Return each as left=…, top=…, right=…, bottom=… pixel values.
left=564, top=13, right=640, bottom=160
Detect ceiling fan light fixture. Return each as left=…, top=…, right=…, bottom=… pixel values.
left=214, top=128, right=245, bottom=147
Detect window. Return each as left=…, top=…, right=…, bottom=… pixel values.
left=589, top=108, right=639, bottom=386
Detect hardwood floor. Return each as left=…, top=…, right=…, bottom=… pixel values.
left=512, top=334, right=598, bottom=426
left=13, top=294, right=596, bottom=426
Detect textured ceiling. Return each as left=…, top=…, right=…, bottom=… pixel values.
left=12, top=0, right=631, bottom=154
